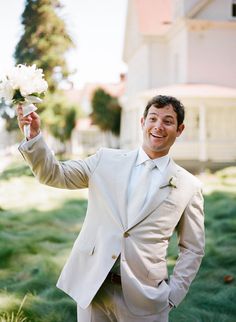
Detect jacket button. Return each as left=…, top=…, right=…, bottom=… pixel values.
left=112, top=255, right=117, bottom=260
left=123, top=232, right=130, bottom=238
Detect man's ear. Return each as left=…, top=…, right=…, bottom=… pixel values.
left=177, top=123, right=185, bottom=137
left=141, top=117, right=145, bottom=128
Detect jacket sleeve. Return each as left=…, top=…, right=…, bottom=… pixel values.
left=18, top=135, right=102, bottom=189
left=169, top=187, right=205, bottom=307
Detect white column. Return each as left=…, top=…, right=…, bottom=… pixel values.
left=198, top=103, right=207, bottom=161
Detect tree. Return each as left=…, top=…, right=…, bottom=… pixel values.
left=6, top=0, right=78, bottom=144
left=91, top=88, right=122, bottom=136
left=40, top=92, right=77, bottom=143
left=14, top=0, right=74, bottom=92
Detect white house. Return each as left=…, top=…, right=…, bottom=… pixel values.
left=120, top=0, right=236, bottom=170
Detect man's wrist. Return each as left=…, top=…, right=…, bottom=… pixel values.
left=27, top=131, right=41, bottom=141
left=20, top=132, right=42, bottom=149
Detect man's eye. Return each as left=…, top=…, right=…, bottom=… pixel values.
left=149, top=117, right=156, bottom=121
left=164, top=120, right=173, bottom=125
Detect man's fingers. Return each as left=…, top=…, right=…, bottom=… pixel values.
left=17, top=103, right=23, bottom=110
left=17, top=113, right=32, bottom=127
left=16, top=104, right=23, bottom=117
left=30, top=111, right=39, bottom=119
left=20, top=116, right=31, bottom=122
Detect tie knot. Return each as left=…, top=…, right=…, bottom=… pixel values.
left=144, top=159, right=156, bottom=170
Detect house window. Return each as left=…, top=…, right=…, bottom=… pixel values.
left=232, top=1, right=236, bottom=17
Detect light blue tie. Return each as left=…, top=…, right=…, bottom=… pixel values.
left=127, top=159, right=156, bottom=225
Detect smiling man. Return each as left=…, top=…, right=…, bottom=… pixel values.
left=17, top=95, right=205, bottom=322
left=141, top=99, right=185, bottom=159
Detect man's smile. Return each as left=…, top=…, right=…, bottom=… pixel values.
left=141, top=105, right=184, bottom=158
left=150, top=133, right=165, bottom=139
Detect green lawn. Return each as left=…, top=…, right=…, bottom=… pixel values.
left=0, top=160, right=235, bottom=322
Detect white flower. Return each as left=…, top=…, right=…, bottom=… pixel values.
left=0, top=64, right=48, bottom=123
left=0, top=78, right=14, bottom=102
left=0, top=64, right=48, bottom=103
left=160, top=176, right=177, bottom=189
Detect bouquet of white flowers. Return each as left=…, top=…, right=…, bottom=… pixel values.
left=0, top=64, right=48, bottom=138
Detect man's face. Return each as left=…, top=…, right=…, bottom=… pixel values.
left=141, top=104, right=184, bottom=159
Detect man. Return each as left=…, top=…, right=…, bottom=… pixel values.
left=17, top=95, right=205, bottom=322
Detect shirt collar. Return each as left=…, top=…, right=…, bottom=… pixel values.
left=136, top=147, right=170, bottom=173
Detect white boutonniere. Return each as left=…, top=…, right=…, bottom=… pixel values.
left=160, top=176, right=177, bottom=189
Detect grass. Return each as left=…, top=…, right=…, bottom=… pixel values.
left=168, top=172, right=236, bottom=322
left=0, top=295, right=29, bottom=322
left=0, top=159, right=87, bottom=322
left=0, top=159, right=236, bottom=321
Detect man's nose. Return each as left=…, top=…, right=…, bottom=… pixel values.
left=154, top=120, right=164, bottom=130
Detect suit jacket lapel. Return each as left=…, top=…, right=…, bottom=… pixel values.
left=127, top=159, right=181, bottom=230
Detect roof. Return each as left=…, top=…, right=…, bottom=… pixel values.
left=64, top=89, right=83, bottom=103
left=65, top=76, right=125, bottom=101
left=81, top=80, right=126, bottom=100
left=134, top=0, right=173, bottom=35
left=75, top=117, right=93, bottom=131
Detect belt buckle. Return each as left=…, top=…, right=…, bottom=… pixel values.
left=110, top=272, right=116, bottom=283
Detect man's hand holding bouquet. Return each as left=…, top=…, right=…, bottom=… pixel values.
left=0, top=64, right=48, bottom=139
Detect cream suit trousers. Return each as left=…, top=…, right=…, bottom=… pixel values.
left=77, top=280, right=171, bottom=322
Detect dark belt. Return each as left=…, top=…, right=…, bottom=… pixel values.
left=106, top=272, right=167, bottom=286
left=106, top=272, right=121, bottom=285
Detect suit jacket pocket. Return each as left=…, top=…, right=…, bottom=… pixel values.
left=147, top=262, right=168, bottom=283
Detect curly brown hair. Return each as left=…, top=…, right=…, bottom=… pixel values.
left=143, top=95, right=185, bottom=127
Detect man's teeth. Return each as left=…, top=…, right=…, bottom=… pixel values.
left=151, top=133, right=163, bottom=138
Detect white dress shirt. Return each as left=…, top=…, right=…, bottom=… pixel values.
left=128, top=147, right=170, bottom=203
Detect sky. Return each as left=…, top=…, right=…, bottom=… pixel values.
left=0, top=0, right=128, bottom=89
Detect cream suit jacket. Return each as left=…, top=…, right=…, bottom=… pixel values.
left=19, top=136, right=205, bottom=316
